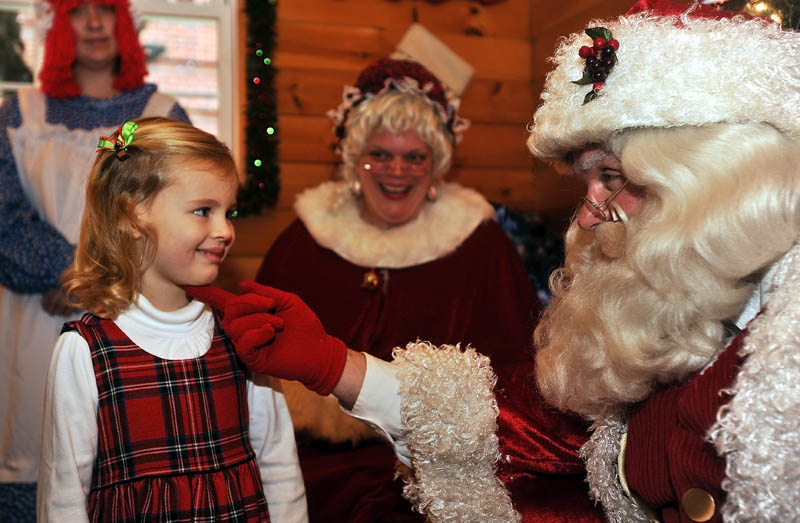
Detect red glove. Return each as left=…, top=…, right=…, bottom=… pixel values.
left=185, top=284, right=284, bottom=366
left=187, top=282, right=348, bottom=396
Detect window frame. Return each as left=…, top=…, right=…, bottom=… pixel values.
left=133, top=0, right=240, bottom=150
left=0, top=0, right=43, bottom=92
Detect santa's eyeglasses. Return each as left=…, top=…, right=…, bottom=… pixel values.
left=582, top=179, right=629, bottom=222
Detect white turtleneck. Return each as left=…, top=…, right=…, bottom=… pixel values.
left=37, top=295, right=308, bottom=523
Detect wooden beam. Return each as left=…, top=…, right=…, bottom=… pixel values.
left=275, top=20, right=531, bottom=81
left=276, top=67, right=535, bottom=125
left=278, top=0, right=531, bottom=39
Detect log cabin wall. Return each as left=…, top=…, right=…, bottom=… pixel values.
left=218, top=0, right=640, bottom=291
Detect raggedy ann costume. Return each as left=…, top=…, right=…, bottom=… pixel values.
left=255, top=59, right=601, bottom=522
left=347, top=1, right=800, bottom=522
left=0, top=0, right=188, bottom=488
left=38, top=296, right=308, bottom=522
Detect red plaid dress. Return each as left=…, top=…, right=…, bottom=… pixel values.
left=63, top=313, right=270, bottom=523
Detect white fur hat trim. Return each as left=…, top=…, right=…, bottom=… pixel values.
left=528, top=9, right=800, bottom=162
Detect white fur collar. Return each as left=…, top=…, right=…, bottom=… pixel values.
left=583, top=242, right=800, bottom=522
left=295, top=181, right=494, bottom=268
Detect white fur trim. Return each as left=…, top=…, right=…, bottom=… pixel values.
left=529, top=10, right=800, bottom=162
left=295, top=181, right=494, bottom=268
left=581, top=418, right=652, bottom=523
left=392, top=341, right=520, bottom=522
left=709, top=242, right=800, bottom=522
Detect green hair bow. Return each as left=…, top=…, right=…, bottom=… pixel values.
left=97, top=121, right=138, bottom=161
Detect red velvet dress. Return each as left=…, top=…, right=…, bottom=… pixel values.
left=257, top=218, right=599, bottom=521
left=623, top=330, right=744, bottom=522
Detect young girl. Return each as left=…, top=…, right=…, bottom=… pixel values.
left=37, top=117, right=308, bottom=522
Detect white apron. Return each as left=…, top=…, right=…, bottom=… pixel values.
left=0, top=88, right=175, bottom=481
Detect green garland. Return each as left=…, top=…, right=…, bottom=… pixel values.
left=238, top=0, right=279, bottom=216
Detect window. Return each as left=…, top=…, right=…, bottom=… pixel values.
left=134, top=0, right=239, bottom=148
left=0, top=1, right=40, bottom=93
left=0, top=0, right=238, bottom=149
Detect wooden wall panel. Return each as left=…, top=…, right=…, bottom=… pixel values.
left=275, top=20, right=531, bottom=81
left=530, top=0, right=641, bottom=81
left=278, top=0, right=531, bottom=39
left=229, top=209, right=297, bottom=258
left=276, top=67, right=535, bottom=125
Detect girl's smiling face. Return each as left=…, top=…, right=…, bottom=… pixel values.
left=356, top=129, right=434, bottom=228
left=136, top=158, right=238, bottom=310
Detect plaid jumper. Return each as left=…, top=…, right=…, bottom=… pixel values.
left=63, top=313, right=270, bottom=523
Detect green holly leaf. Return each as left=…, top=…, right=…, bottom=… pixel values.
left=572, top=69, right=593, bottom=86
left=582, top=91, right=598, bottom=105
left=585, top=27, right=613, bottom=42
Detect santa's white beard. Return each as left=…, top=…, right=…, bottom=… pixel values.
left=534, top=221, right=730, bottom=420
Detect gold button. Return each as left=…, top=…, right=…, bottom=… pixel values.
left=681, top=488, right=715, bottom=522
left=361, top=269, right=379, bottom=290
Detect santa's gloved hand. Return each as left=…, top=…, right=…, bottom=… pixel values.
left=188, top=281, right=348, bottom=396
left=185, top=284, right=284, bottom=366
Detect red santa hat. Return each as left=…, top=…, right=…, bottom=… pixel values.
left=39, top=0, right=147, bottom=98
left=527, top=0, right=800, bottom=163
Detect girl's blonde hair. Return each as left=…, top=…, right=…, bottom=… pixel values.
left=534, top=122, right=800, bottom=420
left=63, top=117, right=237, bottom=319
left=338, top=91, right=453, bottom=184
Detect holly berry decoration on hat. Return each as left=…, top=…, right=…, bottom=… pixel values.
left=572, top=27, right=619, bottom=105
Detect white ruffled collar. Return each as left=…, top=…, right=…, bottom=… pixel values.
left=113, top=294, right=215, bottom=360
left=295, top=181, right=495, bottom=268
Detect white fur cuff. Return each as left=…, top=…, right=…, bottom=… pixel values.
left=393, top=341, right=520, bottom=522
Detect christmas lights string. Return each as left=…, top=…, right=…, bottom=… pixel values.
left=238, top=0, right=279, bottom=215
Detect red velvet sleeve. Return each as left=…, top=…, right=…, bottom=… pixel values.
left=493, top=362, right=603, bottom=521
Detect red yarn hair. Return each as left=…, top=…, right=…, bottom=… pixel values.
left=39, top=0, right=147, bottom=98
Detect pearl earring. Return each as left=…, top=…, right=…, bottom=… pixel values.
left=426, top=185, right=437, bottom=202
left=350, top=179, right=362, bottom=197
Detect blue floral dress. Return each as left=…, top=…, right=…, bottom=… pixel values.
left=0, top=85, right=188, bottom=518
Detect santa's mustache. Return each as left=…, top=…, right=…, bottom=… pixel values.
left=591, top=220, right=627, bottom=260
